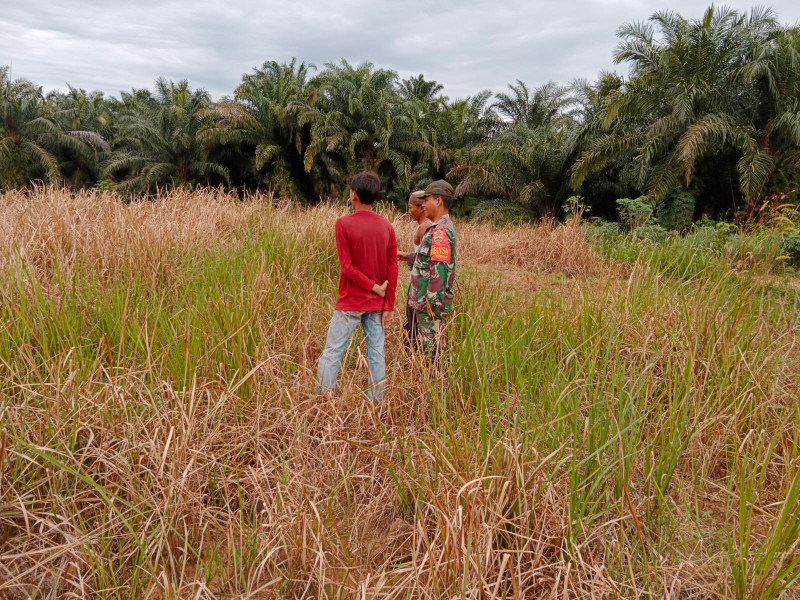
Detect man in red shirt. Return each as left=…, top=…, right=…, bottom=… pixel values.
left=315, top=171, right=398, bottom=402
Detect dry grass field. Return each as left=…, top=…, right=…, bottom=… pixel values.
left=1, top=188, right=798, bottom=599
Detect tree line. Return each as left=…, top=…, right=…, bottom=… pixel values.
left=2, top=5, right=799, bottom=222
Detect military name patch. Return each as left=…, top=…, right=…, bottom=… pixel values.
left=430, top=227, right=451, bottom=263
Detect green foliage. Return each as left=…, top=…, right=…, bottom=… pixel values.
left=295, top=60, right=432, bottom=189
left=587, top=218, right=622, bottom=241
left=94, top=178, right=115, bottom=191
left=43, top=86, right=113, bottom=186
left=1, top=74, right=105, bottom=188
left=655, top=190, right=695, bottom=231
left=616, top=196, right=652, bottom=229
left=632, top=223, right=670, bottom=243
left=724, top=230, right=786, bottom=266
left=783, top=230, right=800, bottom=266
left=399, top=74, right=444, bottom=100
left=424, top=90, right=497, bottom=184
left=727, top=434, right=800, bottom=600
left=562, top=195, right=588, bottom=216
left=587, top=212, right=800, bottom=278
left=469, top=197, right=538, bottom=225
left=0, top=142, right=27, bottom=189
left=572, top=7, right=800, bottom=213
left=453, top=118, right=581, bottom=217
left=199, top=59, right=315, bottom=197
left=764, top=165, right=800, bottom=206
left=492, top=80, right=575, bottom=129
left=686, top=223, right=737, bottom=250
left=448, top=193, right=479, bottom=219
left=102, top=79, right=231, bottom=194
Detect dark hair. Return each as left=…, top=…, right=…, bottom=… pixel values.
left=430, top=194, right=454, bottom=210
left=347, top=171, right=381, bottom=205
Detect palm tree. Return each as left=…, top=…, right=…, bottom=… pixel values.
left=570, top=72, right=624, bottom=123
left=451, top=122, right=581, bottom=219
left=1, top=76, right=105, bottom=189
left=742, top=26, right=800, bottom=199
left=571, top=6, right=780, bottom=205
left=44, top=86, right=113, bottom=186
left=493, top=80, right=576, bottom=129
left=568, top=73, right=639, bottom=215
left=443, top=81, right=581, bottom=219
left=416, top=91, right=497, bottom=182
left=399, top=74, right=444, bottom=100
left=103, top=78, right=230, bottom=193
left=198, top=59, right=315, bottom=198
left=295, top=60, right=433, bottom=186
left=47, top=86, right=115, bottom=142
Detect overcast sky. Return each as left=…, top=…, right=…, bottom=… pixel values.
left=2, top=0, right=799, bottom=101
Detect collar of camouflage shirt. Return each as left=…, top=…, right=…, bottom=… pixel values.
left=427, top=214, right=453, bottom=230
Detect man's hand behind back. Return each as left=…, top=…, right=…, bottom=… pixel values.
left=372, top=280, right=388, bottom=298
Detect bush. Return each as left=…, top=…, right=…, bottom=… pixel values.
left=0, top=145, right=28, bottom=189
left=764, top=165, right=800, bottom=207
left=616, top=196, right=652, bottom=230
left=685, top=222, right=738, bottom=250
left=656, top=191, right=695, bottom=232
left=783, top=230, right=800, bottom=267
left=587, top=218, right=621, bottom=241
left=633, top=223, right=670, bottom=243
left=563, top=195, right=588, bottom=217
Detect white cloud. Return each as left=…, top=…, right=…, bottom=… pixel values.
left=2, top=0, right=799, bottom=100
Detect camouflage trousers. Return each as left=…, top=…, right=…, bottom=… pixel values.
left=404, top=305, right=447, bottom=358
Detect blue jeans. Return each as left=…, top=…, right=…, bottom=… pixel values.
left=315, top=310, right=386, bottom=401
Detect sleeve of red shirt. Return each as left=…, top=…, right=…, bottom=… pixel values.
left=335, top=218, right=375, bottom=291
left=383, top=224, right=398, bottom=311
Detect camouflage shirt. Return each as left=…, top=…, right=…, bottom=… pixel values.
left=408, top=214, right=457, bottom=315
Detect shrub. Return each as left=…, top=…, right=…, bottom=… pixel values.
left=587, top=218, right=621, bottom=241
left=616, top=196, right=652, bottom=230
left=764, top=165, right=800, bottom=207
left=562, top=195, right=588, bottom=217
left=783, top=230, right=800, bottom=267
left=0, top=145, right=28, bottom=189
left=686, top=222, right=738, bottom=250
left=632, top=223, right=670, bottom=243
left=686, top=225, right=723, bottom=249
left=656, top=191, right=695, bottom=232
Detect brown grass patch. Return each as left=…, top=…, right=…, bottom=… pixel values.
left=0, top=186, right=269, bottom=286
left=1, top=188, right=798, bottom=599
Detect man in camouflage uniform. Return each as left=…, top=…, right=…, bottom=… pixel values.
left=407, top=180, right=457, bottom=358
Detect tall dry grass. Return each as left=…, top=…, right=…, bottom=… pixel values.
left=0, top=186, right=269, bottom=288
left=1, top=188, right=799, bottom=600
left=0, top=187, right=605, bottom=287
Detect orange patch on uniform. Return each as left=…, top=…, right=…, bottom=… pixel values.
left=430, top=227, right=451, bottom=263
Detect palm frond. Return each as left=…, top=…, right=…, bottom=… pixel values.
left=68, top=130, right=111, bottom=153
left=737, top=148, right=775, bottom=200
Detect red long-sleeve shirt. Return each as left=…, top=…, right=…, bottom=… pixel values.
left=334, top=210, right=398, bottom=312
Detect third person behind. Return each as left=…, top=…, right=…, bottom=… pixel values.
left=398, top=190, right=433, bottom=348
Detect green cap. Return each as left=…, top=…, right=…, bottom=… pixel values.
left=420, top=180, right=454, bottom=198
